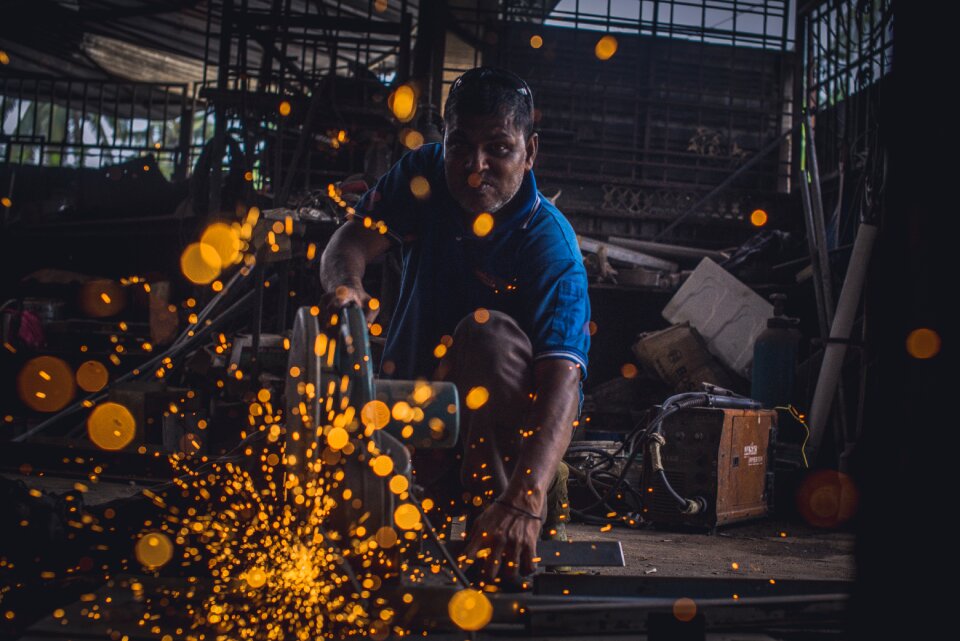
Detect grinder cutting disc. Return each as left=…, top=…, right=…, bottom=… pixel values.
left=283, top=305, right=408, bottom=535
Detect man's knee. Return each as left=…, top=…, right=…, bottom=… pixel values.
left=451, top=310, right=531, bottom=359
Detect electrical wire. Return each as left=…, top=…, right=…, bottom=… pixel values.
left=775, top=405, right=811, bottom=468
left=566, top=391, right=762, bottom=523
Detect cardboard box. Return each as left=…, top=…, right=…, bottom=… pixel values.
left=632, top=322, right=737, bottom=393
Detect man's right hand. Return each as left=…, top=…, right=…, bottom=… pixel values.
left=319, top=284, right=378, bottom=325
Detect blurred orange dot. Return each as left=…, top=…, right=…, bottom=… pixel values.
left=17, top=357, right=75, bottom=412
left=389, top=85, right=416, bottom=121
left=621, top=363, right=638, bottom=379
left=530, top=35, right=543, bottom=49
left=278, top=100, right=292, bottom=116
left=750, top=209, right=768, bottom=227
left=595, top=35, right=618, bottom=60
left=401, top=129, right=424, bottom=149
left=796, top=470, right=859, bottom=528
left=410, top=176, right=431, bottom=199
left=473, top=213, right=494, bottom=237
left=465, top=387, right=489, bottom=410
left=906, top=328, right=940, bottom=359
left=76, top=360, right=109, bottom=393
left=673, top=597, right=697, bottom=622
left=474, top=308, right=490, bottom=324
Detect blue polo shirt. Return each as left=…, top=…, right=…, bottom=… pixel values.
left=356, top=143, right=590, bottom=383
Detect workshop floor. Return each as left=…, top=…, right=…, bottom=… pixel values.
left=6, top=473, right=856, bottom=583
left=565, top=521, right=855, bottom=581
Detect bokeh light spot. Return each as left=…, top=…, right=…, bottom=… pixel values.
left=278, top=100, right=292, bottom=116
left=374, top=526, right=397, bottom=548
left=465, top=386, right=489, bottom=410
left=673, top=597, right=697, bottom=622
left=180, top=242, right=222, bottom=285
left=135, top=531, right=173, bottom=569
left=409, top=176, right=431, bottom=200
left=388, top=475, right=409, bottom=494
left=530, top=35, right=543, bottom=49
left=17, top=356, right=75, bottom=412
left=76, top=360, right=109, bottom=393
left=327, top=426, right=349, bottom=450
left=79, top=279, right=125, bottom=317
left=750, top=209, right=768, bottom=227
left=245, top=567, right=267, bottom=588
left=201, top=222, right=242, bottom=266
left=448, top=589, right=493, bottom=631
left=371, top=455, right=394, bottom=477
left=906, top=328, right=940, bottom=359
left=87, top=402, right=136, bottom=450
left=361, top=400, right=391, bottom=430
left=595, top=35, right=618, bottom=60
left=401, top=129, right=424, bottom=149
left=393, top=504, right=421, bottom=530
left=390, top=84, right=416, bottom=122
left=472, top=213, right=494, bottom=237
left=796, top=470, right=859, bottom=528
left=621, top=363, right=638, bottom=379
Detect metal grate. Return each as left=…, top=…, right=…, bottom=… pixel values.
left=1, top=78, right=194, bottom=180
left=801, top=0, right=892, bottom=113
left=446, top=7, right=796, bottom=243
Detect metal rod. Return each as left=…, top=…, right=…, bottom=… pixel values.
left=799, top=160, right=830, bottom=340
left=805, top=113, right=836, bottom=324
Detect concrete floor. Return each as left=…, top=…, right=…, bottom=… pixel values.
left=565, top=521, right=854, bottom=581
left=6, top=472, right=856, bottom=582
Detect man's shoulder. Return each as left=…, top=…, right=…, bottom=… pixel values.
left=399, top=142, right=444, bottom=176
left=521, top=195, right=582, bottom=268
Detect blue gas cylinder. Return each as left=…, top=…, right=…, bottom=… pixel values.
left=751, top=293, right=801, bottom=409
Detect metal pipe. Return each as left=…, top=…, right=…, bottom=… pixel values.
left=805, top=113, right=836, bottom=324
left=808, top=223, right=878, bottom=463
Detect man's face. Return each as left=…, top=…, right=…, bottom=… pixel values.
left=443, top=111, right=538, bottom=217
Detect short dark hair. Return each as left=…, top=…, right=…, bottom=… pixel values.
left=443, top=67, right=535, bottom=139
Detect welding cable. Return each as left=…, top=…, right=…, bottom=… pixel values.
left=646, top=433, right=702, bottom=514
left=572, top=392, right=749, bottom=519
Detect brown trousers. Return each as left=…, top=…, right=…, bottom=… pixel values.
left=414, top=310, right=568, bottom=526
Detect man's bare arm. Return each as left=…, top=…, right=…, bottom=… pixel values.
left=463, top=358, right=581, bottom=579
left=319, top=217, right=392, bottom=317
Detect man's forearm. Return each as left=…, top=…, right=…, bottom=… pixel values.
left=319, top=219, right=391, bottom=293
left=499, top=360, right=581, bottom=516
left=319, top=244, right=366, bottom=292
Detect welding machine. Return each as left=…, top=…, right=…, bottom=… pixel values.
left=639, top=393, right=776, bottom=529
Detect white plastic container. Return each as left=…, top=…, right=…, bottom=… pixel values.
left=662, top=258, right=773, bottom=378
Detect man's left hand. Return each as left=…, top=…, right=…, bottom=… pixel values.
left=462, top=500, right=541, bottom=583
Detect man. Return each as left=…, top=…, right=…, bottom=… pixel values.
left=319, top=67, right=590, bottom=583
